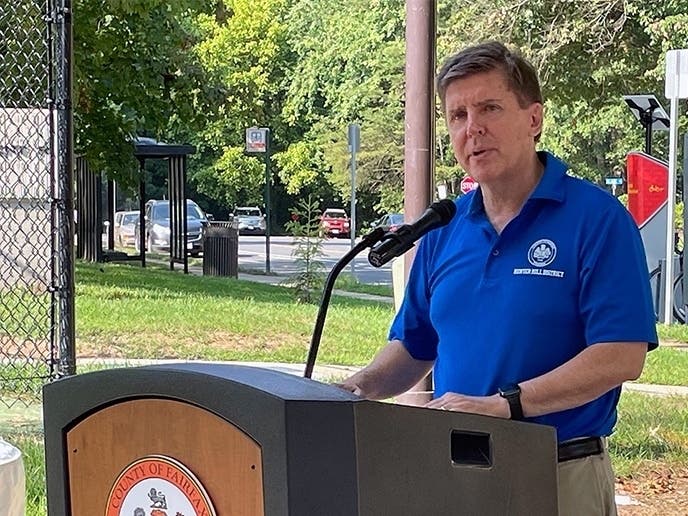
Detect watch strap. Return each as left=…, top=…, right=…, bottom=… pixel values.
left=499, top=384, right=524, bottom=420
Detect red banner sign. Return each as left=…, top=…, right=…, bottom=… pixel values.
left=626, top=152, right=668, bottom=227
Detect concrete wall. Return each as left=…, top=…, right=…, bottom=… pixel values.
left=0, top=108, right=52, bottom=289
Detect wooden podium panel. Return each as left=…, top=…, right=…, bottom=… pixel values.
left=66, top=398, right=263, bottom=515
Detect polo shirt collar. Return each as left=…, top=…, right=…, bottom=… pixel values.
left=467, top=151, right=569, bottom=218
left=530, top=151, right=569, bottom=202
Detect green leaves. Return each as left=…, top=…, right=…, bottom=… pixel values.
left=72, top=0, right=688, bottom=217
left=193, top=146, right=265, bottom=207
left=73, top=0, right=214, bottom=180
left=283, top=0, right=406, bottom=212
left=275, top=141, right=325, bottom=195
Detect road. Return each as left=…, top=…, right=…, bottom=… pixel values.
left=238, top=235, right=393, bottom=285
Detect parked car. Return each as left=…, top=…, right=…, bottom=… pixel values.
left=135, top=199, right=208, bottom=256
left=320, top=208, right=350, bottom=238
left=233, top=206, right=266, bottom=235
left=113, top=211, right=139, bottom=247
left=376, top=213, right=404, bottom=232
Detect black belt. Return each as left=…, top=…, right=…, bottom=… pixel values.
left=557, top=436, right=604, bottom=463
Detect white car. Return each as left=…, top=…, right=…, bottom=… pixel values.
left=233, top=206, right=266, bottom=235
left=113, top=210, right=139, bottom=247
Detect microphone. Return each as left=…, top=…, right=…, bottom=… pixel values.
left=368, top=199, right=457, bottom=267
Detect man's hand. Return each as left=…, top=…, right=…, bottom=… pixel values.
left=424, top=392, right=510, bottom=418
left=330, top=340, right=434, bottom=401
left=333, top=378, right=364, bottom=397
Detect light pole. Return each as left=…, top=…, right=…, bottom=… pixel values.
left=622, top=94, right=669, bottom=156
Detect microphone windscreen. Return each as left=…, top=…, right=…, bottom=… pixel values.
left=432, top=199, right=457, bottom=223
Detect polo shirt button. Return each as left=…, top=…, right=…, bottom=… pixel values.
left=492, top=249, right=500, bottom=256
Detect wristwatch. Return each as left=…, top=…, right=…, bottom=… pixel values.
left=498, top=384, right=524, bottom=420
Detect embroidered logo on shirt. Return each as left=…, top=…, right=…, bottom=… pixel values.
left=528, top=239, right=557, bottom=267
left=512, top=239, right=565, bottom=278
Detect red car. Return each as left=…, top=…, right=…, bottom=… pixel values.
left=320, top=208, right=351, bottom=238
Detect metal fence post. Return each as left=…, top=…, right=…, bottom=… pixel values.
left=54, top=0, right=76, bottom=377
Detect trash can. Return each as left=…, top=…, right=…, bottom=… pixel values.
left=0, top=438, right=25, bottom=516
left=202, top=222, right=238, bottom=277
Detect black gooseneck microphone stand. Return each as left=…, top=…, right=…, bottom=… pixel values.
left=303, top=227, right=387, bottom=378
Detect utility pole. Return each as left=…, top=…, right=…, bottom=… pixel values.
left=245, top=127, right=272, bottom=273
left=348, top=123, right=360, bottom=276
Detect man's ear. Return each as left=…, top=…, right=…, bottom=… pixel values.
left=529, top=103, right=544, bottom=138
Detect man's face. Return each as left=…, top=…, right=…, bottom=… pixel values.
left=444, top=69, right=543, bottom=185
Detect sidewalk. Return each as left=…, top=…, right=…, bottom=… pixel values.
left=623, top=382, right=688, bottom=396
left=237, top=271, right=394, bottom=303
left=148, top=257, right=395, bottom=304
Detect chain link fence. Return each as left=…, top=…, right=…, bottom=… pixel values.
left=0, top=0, right=74, bottom=406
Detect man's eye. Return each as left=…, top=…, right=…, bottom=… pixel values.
left=485, top=104, right=500, bottom=112
left=452, top=111, right=467, bottom=120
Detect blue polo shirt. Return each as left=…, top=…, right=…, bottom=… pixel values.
left=390, top=152, right=658, bottom=442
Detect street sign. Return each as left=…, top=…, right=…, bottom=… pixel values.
left=245, top=127, right=268, bottom=153
left=348, top=123, right=360, bottom=153
left=460, top=176, right=478, bottom=194
left=604, top=177, right=623, bottom=185
left=665, top=49, right=688, bottom=99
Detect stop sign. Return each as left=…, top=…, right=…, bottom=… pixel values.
left=460, top=176, right=478, bottom=194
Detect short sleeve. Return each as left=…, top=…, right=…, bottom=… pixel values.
left=578, top=202, right=658, bottom=349
left=388, top=235, right=440, bottom=360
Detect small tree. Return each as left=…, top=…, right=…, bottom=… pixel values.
left=284, top=195, right=326, bottom=303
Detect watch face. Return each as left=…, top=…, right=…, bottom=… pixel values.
left=499, top=384, right=520, bottom=397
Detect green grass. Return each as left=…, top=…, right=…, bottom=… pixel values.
left=238, top=267, right=395, bottom=298
left=636, top=347, right=688, bottom=386
left=0, top=288, right=51, bottom=337
left=658, top=323, right=688, bottom=343
left=610, top=392, right=688, bottom=476
left=75, top=261, right=392, bottom=364
left=1, top=261, right=684, bottom=386
left=3, top=259, right=688, bottom=515
left=75, top=262, right=686, bottom=384
left=0, top=362, right=51, bottom=401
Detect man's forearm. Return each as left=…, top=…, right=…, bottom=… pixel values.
left=519, top=341, right=648, bottom=418
left=339, top=340, right=434, bottom=400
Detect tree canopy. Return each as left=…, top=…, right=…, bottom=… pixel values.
left=69, top=0, right=688, bottom=224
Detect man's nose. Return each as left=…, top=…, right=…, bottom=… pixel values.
left=466, top=114, right=486, bottom=137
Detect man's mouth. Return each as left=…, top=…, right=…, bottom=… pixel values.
left=471, top=149, right=490, bottom=157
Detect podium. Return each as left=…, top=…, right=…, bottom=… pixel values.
left=43, top=363, right=559, bottom=515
